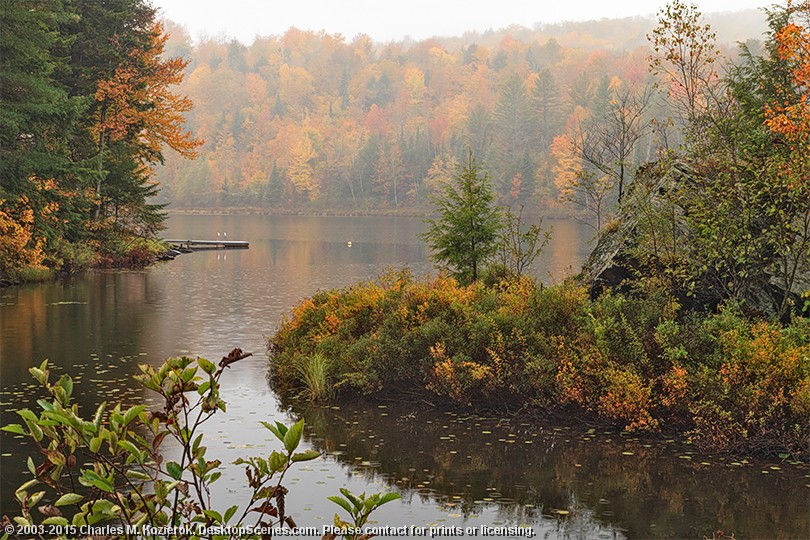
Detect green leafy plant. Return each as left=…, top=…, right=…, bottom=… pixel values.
left=294, top=353, right=334, bottom=402
left=0, top=349, right=390, bottom=540
left=422, top=149, right=503, bottom=284
left=323, top=488, right=402, bottom=540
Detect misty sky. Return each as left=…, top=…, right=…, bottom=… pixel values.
left=154, top=0, right=773, bottom=43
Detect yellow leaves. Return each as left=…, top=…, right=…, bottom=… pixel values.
left=288, top=133, right=319, bottom=199
left=428, top=46, right=454, bottom=65
left=427, top=348, right=493, bottom=403
left=550, top=134, right=582, bottom=195
left=597, top=369, right=658, bottom=432
left=0, top=198, right=47, bottom=275
left=424, top=153, right=458, bottom=195
left=404, top=66, right=426, bottom=106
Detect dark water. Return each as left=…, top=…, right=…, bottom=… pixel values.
left=1, top=215, right=808, bottom=539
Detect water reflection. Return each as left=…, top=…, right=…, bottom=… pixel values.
left=2, top=214, right=805, bottom=539
left=291, top=400, right=809, bottom=539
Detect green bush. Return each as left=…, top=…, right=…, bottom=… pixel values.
left=268, top=271, right=810, bottom=456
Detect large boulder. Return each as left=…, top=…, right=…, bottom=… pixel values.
left=580, top=159, right=809, bottom=320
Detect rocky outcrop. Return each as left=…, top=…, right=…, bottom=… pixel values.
left=580, top=159, right=809, bottom=320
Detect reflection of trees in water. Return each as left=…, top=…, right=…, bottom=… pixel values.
left=1, top=272, right=155, bottom=386
left=283, top=398, right=809, bottom=539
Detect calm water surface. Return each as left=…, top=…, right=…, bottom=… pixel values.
left=1, top=215, right=807, bottom=539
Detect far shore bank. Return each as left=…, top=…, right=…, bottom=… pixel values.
left=162, top=205, right=582, bottom=220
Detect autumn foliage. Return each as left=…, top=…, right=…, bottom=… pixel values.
left=0, top=1, right=200, bottom=280
left=152, top=12, right=762, bottom=210
left=766, top=0, right=810, bottom=143
left=0, top=198, right=47, bottom=278
left=94, top=21, right=201, bottom=161
left=269, top=271, right=810, bottom=456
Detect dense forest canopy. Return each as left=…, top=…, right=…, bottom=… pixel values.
left=3, top=0, right=808, bottom=294
left=152, top=8, right=767, bottom=212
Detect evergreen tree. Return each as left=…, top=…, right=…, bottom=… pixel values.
left=422, top=150, right=502, bottom=284
left=531, top=69, right=564, bottom=149
left=0, top=0, right=78, bottom=193
left=492, top=73, right=531, bottom=201
left=265, top=160, right=283, bottom=207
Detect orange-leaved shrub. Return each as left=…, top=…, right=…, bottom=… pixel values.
left=268, top=270, right=810, bottom=455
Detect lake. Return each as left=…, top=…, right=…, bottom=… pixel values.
left=1, top=214, right=807, bottom=539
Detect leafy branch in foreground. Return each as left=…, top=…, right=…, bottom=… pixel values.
left=0, top=349, right=396, bottom=540
left=324, top=489, right=402, bottom=540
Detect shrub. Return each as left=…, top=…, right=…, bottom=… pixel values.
left=597, top=368, right=658, bottom=431
left=426, top=344, right=493, bottom=403
left=268, top=270, right=810, bottom=454
left=0, top=350, right=398, bottom=539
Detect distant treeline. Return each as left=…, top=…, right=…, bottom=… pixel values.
left=154, top=9, right=766, bottom=213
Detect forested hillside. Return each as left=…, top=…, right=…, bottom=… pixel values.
left=154, top=9, right=767, bottom=213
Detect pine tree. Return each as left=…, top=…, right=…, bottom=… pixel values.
left=0, top=0, right=78, bottom=194
left=492, top=74, right=531, bottom=200
left=422, top=150, right=502, bottom=284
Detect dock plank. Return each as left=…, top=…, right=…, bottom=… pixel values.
left=164, top=239, right=249, bottom=250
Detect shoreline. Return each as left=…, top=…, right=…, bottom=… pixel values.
left=281, top=388, right=810, bottom=464
left=162, top=205, right=582, bottom=220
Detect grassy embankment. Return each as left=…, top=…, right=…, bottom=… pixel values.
left=268, top=270, right=810, bottom=458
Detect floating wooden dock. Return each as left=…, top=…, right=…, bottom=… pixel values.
left=165, top=239, right=249, bottom=251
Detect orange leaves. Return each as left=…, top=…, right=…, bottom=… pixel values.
left=766, top=1, right=810, bottom=143
left=660, top=364, right=689, bottom=408
left=598, top=369, right=658, bottom=432
left=364, top=104, right=389, bottom=137
left=0, top=197, right=48, bottom=275
left=94, top=21, right=202, bottom=159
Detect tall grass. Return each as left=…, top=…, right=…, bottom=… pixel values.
left=10, top=266, right=55, bottom=283
left=294, top=353, right=333, bottom=402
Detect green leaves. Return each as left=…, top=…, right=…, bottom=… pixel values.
left=122, top=405, right=145, bottom=427
left=79, top=471, right=114, bottom=493
left=198, top=357, right=217, bottom=375
left=261, top=420, right=288, bottom=441
left=328, top=488, right=402, bottom=531
left=55, top=493, right=83, bottom=507
left=223, top=504, right=238, bottom=524
left=166, top=461, right=183, bottom=481
left=1, top=353, right=386, bottom=540
left=327, top=495, right=354, bottom=515
left=1, top=424, right=26, bottom=436
left=423, top=149, right=502, bottom=284
left=291, top=449, right=320, bottom=462
left=283, top=419, right=304, bottom=453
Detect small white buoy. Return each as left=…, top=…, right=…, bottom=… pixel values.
left=347, top=241, right=352, bottom=247
left=217, top=232, right=221, bottom=237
